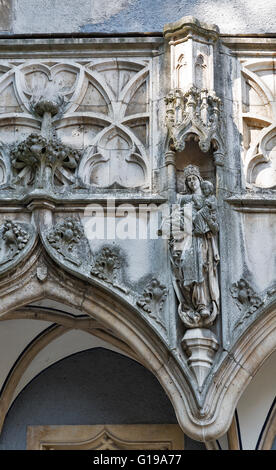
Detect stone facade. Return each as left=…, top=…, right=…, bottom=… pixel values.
left=0, top=7, right=275, bottom=451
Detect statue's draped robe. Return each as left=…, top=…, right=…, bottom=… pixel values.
left=179, top=194, right=220, bottom=314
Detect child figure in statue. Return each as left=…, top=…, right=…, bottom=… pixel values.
left=193, top=180, right=218, bottom=236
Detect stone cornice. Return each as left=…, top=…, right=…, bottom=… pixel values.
left=226, top=194, right=276, bottom=211
left=0, top=194, right=167, bottom=207
left=0, top=36, right=164, bottom=59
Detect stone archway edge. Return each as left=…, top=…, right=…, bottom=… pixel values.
left=0, top=246, right=275, bottom=442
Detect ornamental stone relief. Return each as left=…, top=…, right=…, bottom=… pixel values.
left=241, top=60, right=276, bottom=189
left=46, top=217, right=85, bottom=267
left=0, top=59, right=150, bottom=193
left=136, top=278, right=167, bottom=329
left=90, top=245, right=128, bottom=294
left=80, top=126, right=147, bottom=189
left=165, top=86, right=223, bottom=154
left=0, top=220, right=29, bottom=264
left=27, top=425, right=184, bottom=450
left=164, top=17, right=225, bottom=162
left=0, top=219, right=35, bottom=272
left=10, top=133, right=80, bottom=189
left=231, top=278, right=264, bottom=328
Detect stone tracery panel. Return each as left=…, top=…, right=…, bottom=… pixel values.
left=0, top=59, right=151, bottom=192
left=241, top=60, right=276, bottom=189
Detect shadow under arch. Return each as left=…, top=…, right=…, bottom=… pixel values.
left=1, top=243, right=276, bottom=443
left=0, top=347, right=186, bottom=450
left=0, top=249, right=202, bottom=441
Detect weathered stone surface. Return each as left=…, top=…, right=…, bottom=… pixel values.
left=0, top=220, right=35, bottom=273
left=0, top=0, right=12, bottom=31
left=46, top=217, right=85, bottom=267
left=0, top=18, right=275, bottom=447
left=137, top=277, right=167, bottom=328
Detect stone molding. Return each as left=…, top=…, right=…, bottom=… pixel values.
left=27, top=424, right=184, bottom=450
left=231, top=278, right=264, bottom=329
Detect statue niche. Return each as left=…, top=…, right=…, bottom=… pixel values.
left=175, top=138, right=215, bottom=192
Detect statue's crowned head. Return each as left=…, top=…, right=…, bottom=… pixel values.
left=183, top=164, right=202, bottom=193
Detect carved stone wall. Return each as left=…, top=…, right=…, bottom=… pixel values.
left=0, top=18, right=275, bottom=448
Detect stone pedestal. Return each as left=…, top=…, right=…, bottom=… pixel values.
left=182, top=328, right=219, bottom=388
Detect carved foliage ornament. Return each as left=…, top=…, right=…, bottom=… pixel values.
left=0, top=220, right=32, bottom=268
left=231, top=278, right=264, bottom=328
left=136, top=278, right=167, bottom=328
left=10, top=133, right=80, bottom=189
left=165, top=86, right=223, bottom=153
left=91, top=246, right=128, bottom=293
left=45, top=218, right=130, bottom=294
left=46, top=217, right=84, bottom=267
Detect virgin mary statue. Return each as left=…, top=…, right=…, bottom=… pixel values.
left=170, top=164, right=220, bottom=328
